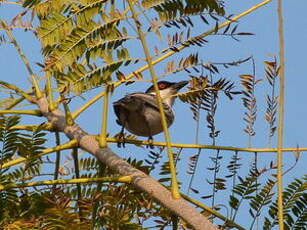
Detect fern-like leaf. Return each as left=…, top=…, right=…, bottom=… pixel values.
left=249, top=179, right=275, bottom=228
left=264, top=176, right=307, bottom=230
left=264, top=57, right=279, bottom=144
left=153, top=0, right=224, bottom=24
left=0, top=116, right=20, bottom=167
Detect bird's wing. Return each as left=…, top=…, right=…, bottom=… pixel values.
left=129, top=93, right=174, bottom=123
left=113, top=93, right=146, bottom=125
left=113, top=93, right=174, bottom=123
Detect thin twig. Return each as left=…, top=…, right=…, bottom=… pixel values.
left=99, top=85, right=109, bottom=147
left=0, top=109, right=42, bottom=116
left=106, top=138, right=307, bottom=152
left=0, top=1, right=22, bottom=5
left=2, top=22, right=42, bottom=98
left=127, top=0, right=180, bottom=199
left=53, top=132, right=61, bottom=181
left=277, top=0, right=285, bottom=228
left=72, top=147, right=83, bottom=219
left=1, top=139, right=78, bottom=169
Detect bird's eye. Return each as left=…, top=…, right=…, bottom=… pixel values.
left=158, top=83, right=166, bottom=89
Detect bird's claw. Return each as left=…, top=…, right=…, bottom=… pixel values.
left=146, top=136, right=154, bottom=149
left=116, top=132, right=126, bottom=148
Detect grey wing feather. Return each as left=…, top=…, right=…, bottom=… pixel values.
left=129, top=93, right=174, bottom=123
left=113, top=93, right=174, bottom=124
left=113, top=93, right=146, bottom=125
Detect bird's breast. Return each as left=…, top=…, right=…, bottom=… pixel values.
left=125, top=106, right=174, bottom=137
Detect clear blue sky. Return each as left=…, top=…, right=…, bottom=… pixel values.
left=1, top=0, right=306, bottom=228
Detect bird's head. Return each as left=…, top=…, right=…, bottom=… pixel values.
left=145, top=80, right=189, bottom=106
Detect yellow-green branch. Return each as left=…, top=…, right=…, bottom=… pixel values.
left=0, top=110, right=42, bottom=116
left=0, top=80, right=35, bottom=103
left=2, top=136, right=304, bottom=171
left=127, top=0, right=180, bottom=199
left=4, top=96, right=26, bottom=110
left=0, top=139, right=78, bottom=169
left=9, top=123, right=55, bottom=131
left=277, top=0, right=285, bottom=228
left=99, top=85, right=109, bottom=147
left=46, top=73, right=57, bottom=111
left=0, top=176, right=132, bottom=191
left=62, top=97, right=74, bottom=126
left=72, top=0, right=272, bottom=119
left=2, top=22, right=42, bottom=99
left=2, top=25, right=31, bottom=72
left=105, top=137, right=306, bottom=153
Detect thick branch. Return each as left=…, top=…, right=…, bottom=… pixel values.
left=36, top=96, right=217, bottom=230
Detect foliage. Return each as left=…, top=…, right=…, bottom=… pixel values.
left=264, top=176, right=307, bottom=230
left=240, top=58, right=261, bottom=146
left=22, top=0, right=227, bottom=95
left=0, top=116, right=47, bottom=227
left=264, top=57, right=279, bottom=145
left=0, top=0, right=306, bottom=229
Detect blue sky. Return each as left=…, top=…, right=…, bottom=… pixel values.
left=1, top=0, right=306, bottom=228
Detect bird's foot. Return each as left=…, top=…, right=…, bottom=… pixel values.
left=116, top=132, right=126, bottom=148
left=146, top=136, right=154, bottom=149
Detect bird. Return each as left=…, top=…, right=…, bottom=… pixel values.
left=113, top=80, right=189, bottom=147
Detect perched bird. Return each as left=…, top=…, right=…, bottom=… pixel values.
left=113, top=80, right=188, bottom=145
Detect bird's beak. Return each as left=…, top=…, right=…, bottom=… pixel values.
left=173, top=80, right=189, bottom=90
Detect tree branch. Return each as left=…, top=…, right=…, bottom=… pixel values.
left=36, top=96, right=218, bottom=230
